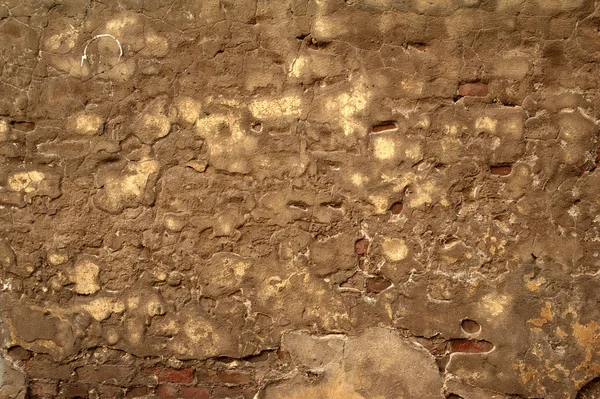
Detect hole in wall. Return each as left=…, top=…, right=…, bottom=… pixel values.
left=461, top=319, right=481, bottom=334
left=390, top=202, right=403, bottom=214
left=371, top=122, right=397, bottom=133
left=355, top=238, right=369, bottom=255
left=251, top=122, right=263, bottom=133
left=490, top=165, right=512, bottom=176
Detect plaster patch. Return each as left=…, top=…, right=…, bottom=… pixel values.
left=249, top=96, right=303, bottom=119
left=71, top=259, right=100, bottom=295
left=8, top=171, right=45, bottom=193
left=382, top=238, right=408, bottom=261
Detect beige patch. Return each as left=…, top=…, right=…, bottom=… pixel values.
left=288, top=56, right=308, bottom=78
left=271, top=373, right=365, bottom=399
left=48, top=252, right=68, bottom=266
left=481, top=293, right=510, bottom=317
left=368, top=195, right=389, bottom=214
left=118, top=159, right=159, bottom=199
left=44, top=25, right=78, bottom=52
left=144, top=32, right=169, bottom=57
left=105, top=14, right=139, bottom=35
left=8, top=171, right=45, bottom=193
left=72, top=112, right=104, bottom=135
left=82, top=298, right=124, bottom=321
left=382, top=238, right=408, bottom=261
left=174, top=96, right=202, bottom=125
left=475, top=116, right=498, bottom=133
left=0, top=120, right=8, bottom=141
left=408, top=181, right=438, bottom=208
left=249, top=96, right=303, bottom=119
left=142, top=113, right=171, bottom=140
left=373, top=136, right=395, bottom=160
left=326, top=79, right=372, bottom=136
left=351, top=173, right=367, bottom=186
left=72, top=259, right=100, bottom=295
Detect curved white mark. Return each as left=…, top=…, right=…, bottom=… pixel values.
left=80, top=34, right=123, bottom=67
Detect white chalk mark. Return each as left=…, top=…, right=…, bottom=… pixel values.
left=81, top=34, right=123, bottom=67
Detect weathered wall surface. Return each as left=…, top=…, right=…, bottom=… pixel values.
left=1, top=0, right=600, bottom=398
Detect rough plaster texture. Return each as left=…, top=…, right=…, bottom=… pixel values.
left=1, top=0, right=600, bottom=398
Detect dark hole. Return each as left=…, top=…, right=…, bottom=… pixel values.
left=287, top=201, right=309, bottom=211
left=390, top=202, right=403, bottom=214
left=251, top=122, right=263, bottom=133
left=372, top=122, right=397, bottom=133
left=490, top=165, right=512, bottom=176
left=366, top=276, right=392, bottom=293
left=461, top=319, right=481, bottom=334
left=355, top=238, right=369, bottom=255
left=11, top=121, right=36, bottom=132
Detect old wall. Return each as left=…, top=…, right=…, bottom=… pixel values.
left=1, top=0, right=600, bottom=398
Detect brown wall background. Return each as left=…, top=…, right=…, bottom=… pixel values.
left=1, top=0, right=600, bottom=398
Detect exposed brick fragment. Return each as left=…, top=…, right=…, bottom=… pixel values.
left=390, top=202, right=403, bottom=214
left=449, top=339, right=494, bottom=353
left=156, top=384, right=180, bottom=399
left=458, top=82, right=488, bottom=97
left=366, top=276, right=392, bottom=293
left=490, top=165, right=512, bottom=176
left=355, top=238, right=369, bottom=255
left=157, top=367, right=195, bottom=383
left=126, top=386, right=151, bottom=398
left=181, top=386, right=210, bottom=399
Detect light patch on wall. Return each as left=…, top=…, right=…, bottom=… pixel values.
left=326, top=78, right=372, bottom=136
left=373, top=136, right=395, bottom=160
left=476, top=116, right=498, bottom=133
left=249, top=96, right=303, bottom=119
left=71, top=112, right=104, bottom=135
left=382, top=238, right=408, bottom=261
left=71, top=258, right=100, bottom=295
left=481, top=293, right=510, bottom=317
left=8, top=171, right=46, bottom=193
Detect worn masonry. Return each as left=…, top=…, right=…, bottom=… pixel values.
left=1, top=0, right=600, bottom=398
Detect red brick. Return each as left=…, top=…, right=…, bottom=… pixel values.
left=390, top=202, right=403, bottom=214
left=29, top=379, right=58, bottom=398
left=156, top=384, right=180, bottom=399
left=458, top=82, right=488, bottom=97
left=181, top=386, right=210, bottom=399
left=366, top=276, right=392, bottom=293
left=157, top=367, right=195, bottom=383
left=218, top=370, right=252, bottom=385
left=355, top=239, right=369, bottom=255
left=490, top=165, right=512, bottom=176
left=449, top=339, right=493, bottom=353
